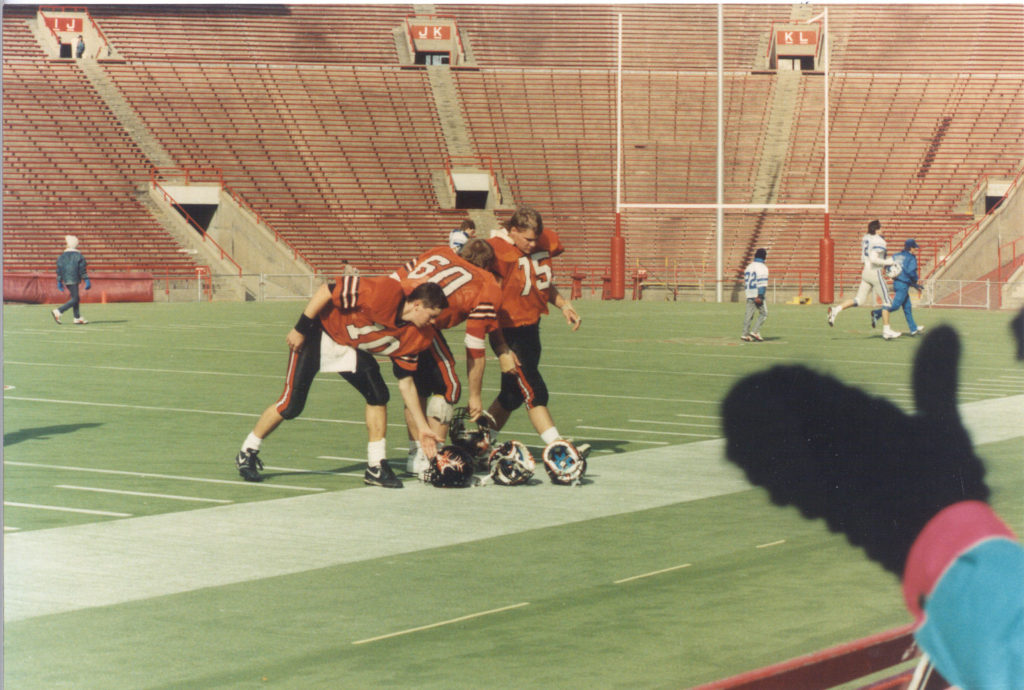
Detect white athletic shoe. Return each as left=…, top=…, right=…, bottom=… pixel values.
left=73, top=317, right=89, bottom=325
left=51, top=308, right=62, bottom=324
left=406, top=449, right=429, bottom=479
left=911, top=326, right=926, bottom=336
left=827, top=307, right=835, bottom=327
left=883, top=328, right=902, bottom=340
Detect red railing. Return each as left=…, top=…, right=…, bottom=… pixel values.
left=924, top=166, right=1024, bottom=279
left=445, top=154, right=502, bottom=205
left=150, top=176, right=243, bottom=277
left=151, top=166, right=316, bottom=273
left=996, top=236, right=1024, bottom=283
left=692, top=624, right=940, bottom=690
left=221, top=184, right=317, bottom=271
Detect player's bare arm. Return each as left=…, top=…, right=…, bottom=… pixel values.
left=549, top=285, right=581, bottom=331
left=488, top=329, right=520, bottom=372
left=287, top=283, right=333, bottom=351
left=398, top=376, right=442, bottom=458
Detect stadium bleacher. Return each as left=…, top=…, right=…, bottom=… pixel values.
left=3, top=3, right=1022, bottom=288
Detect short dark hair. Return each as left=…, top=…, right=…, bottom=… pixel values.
left=755, top=248, right=767, bottom=260
left=460, top=219, right=476, bottom=231
left=868, top=219, right=881, bottom=234
left=459, top=237, right=494, bottom=269
left=408, top=281, right=448, bottom=311
left=507, top=205, right=543, bottom=236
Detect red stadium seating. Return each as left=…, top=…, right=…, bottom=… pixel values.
left=3, top=4, right=1021, bottom=287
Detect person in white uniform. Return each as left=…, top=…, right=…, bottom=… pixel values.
left=827, top=219, right=901, bottom=340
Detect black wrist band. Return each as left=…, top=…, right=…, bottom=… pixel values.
left=295, top=313, right=317, bottom=336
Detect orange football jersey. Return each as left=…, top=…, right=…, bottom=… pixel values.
left=391, top=245, right=502, bottom=352
left=488, top=229, right=565, bottom=328
left=317, top=275, right=436, bottom=371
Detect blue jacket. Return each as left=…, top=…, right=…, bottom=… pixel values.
left=893, top=251, right=922, bottom=290
left=56, top=249, right=89, bottom=285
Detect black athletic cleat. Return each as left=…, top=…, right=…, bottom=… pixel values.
left=236, top=448, right=264, bottom=482
left=364, top=460, right=403, bottom=488
left=870, top=310, right=879, bottom=329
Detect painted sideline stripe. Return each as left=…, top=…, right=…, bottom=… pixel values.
left=756, top=540, right=787, bottom=549
left=352, top=602, right=530, bottom=645
left=5, top=461, right=324, bottom=492
left=615, top=563, right=692, bottom=585
left=5, top=501, right=132, bottom=517
left=629, top=418, right=719, bottom=429
left=56, top=485, right=233, bottom=504
left=577, top=424, right=717, bottom=438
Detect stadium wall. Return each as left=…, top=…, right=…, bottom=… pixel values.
left=3, top=272, right=154, bottom=304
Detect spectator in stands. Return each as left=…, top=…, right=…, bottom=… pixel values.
left=741, top=248, right=769, bottom=342
left=75, top=35, right=85, bottom=59
left=448, top=219, right=476, bottom=253
left=52, top=234, right=90, bottom=325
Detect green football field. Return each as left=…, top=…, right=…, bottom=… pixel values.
left=3, top=299, right=1022, bottom=688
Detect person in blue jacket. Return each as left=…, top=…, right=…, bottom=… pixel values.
left=873, top=238, right=925, bottom=335
left=721, top=320, right=1023, bottom=689
left=52, top=234, right=90, bottom=325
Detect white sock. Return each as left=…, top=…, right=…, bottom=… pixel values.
left=243, top=432, right=262, bottom=452
left=367, top=439, right=387, bottom=467
left=833, top=305, right=844, bottom=315
left=407, top=440, right=421, bottom=455
left=540, top=426, right=561, bottom=445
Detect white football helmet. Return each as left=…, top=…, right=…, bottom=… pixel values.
left=886, top=262, right=903, bottom=279
left=486, top=440, right=535, bottom=486
left=542, top=440, right=587, bottom=485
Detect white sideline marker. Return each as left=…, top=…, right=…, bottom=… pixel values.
left=756, top=540, right=787, bottom=549
left=578, top=424, right=717, bottom=438
left=5, top=461, right=325, bottom=492
left=4, top=501, right=132, bottom=518
left=352, top=602, right=531, bottom=645
left=614, top=563, right=692, bottom=585
left=55, top=485, right=233, bottom=504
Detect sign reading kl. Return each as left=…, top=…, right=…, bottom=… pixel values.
left=777, top=30, right=817, bottom=46
left=413, top=25, right=451, bottom=40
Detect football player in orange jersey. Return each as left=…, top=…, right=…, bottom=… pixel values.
left=484, top=206, right=588, bottom=458
left=234, top=276, right=448, bottom=488
left=391, top=238, right=518, bottom=476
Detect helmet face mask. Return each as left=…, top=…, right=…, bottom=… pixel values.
left=450, top=408, right=496, bottom=469
left=425, top=445, right=476, bottom=488
left=486, top=440, right=535, bottom=486
left=542, top=440, right=587, bottom=485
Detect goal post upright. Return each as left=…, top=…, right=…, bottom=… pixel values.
left=614, top=8, right=830, bottom=302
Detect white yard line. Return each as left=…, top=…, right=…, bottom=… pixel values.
left=352, top=602, right=531, bottom=645
left=4, top=395, right=1020, bottom=623
left=577, top=425, right=718, bottom=438
left=5, top=461, right=324, bottom=492
left=614, top=563, right=692, bottom=585
left=4, top=501, right=132, bottom=518
left=55, top=485, right=233, bottom=504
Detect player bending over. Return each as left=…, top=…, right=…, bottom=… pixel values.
left=234, top=277, right=447, bottom=488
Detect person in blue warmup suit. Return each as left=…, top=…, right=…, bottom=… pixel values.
left=873, top=238, right=925, bottom=336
